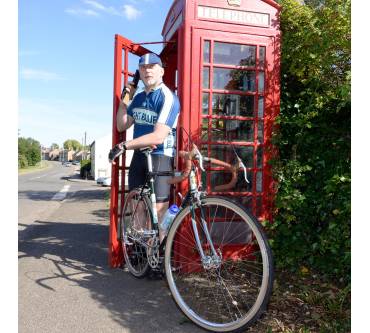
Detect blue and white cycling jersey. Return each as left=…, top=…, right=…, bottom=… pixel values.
left=127, top=82, right=180, bottom=157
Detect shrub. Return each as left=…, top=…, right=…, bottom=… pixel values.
left=18, top=154, right=28, bottom=169
left=80, top=160, right=91, bottom=178
left=267, top=0, right=350, bottom=283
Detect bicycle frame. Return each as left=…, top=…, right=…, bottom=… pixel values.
left=124, top=144, right=243, bottom=269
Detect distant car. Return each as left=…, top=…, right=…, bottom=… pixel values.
left=72, top=161, right=80, bottom=166
left=96, top=177, right=111, bottom=187
left=63, top=162, right=72, bottom=167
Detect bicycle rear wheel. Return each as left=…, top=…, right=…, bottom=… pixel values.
left=164, top=197, right=274, bottom=332
left=120, top=188, right=152, bottom=278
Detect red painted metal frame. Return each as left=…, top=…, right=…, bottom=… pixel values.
left=110, top=0, right=281, bottom=267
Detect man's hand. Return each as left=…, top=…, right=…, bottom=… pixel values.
left=121, top=82, right=137, bottom=105
left=108, top=142, right=125, bottom=164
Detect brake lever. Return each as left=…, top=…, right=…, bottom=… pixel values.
left=237, top=155, right=249, bottom=184
left=193, top=145, right=205, bottom=172
left=231, top=145, right=249, bottom=184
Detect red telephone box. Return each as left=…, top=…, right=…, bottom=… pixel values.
left=109, top=0, right=281, bottom=267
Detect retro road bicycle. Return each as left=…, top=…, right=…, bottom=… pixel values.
left=110, top=140, right=274, bottom=333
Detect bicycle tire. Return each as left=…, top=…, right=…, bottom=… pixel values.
left=120, top=188, right=153, bottom=278
left=164, top=196, right=274, bottom=332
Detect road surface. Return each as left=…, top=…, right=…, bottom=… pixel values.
left=18, top=162, right=203, bottom=333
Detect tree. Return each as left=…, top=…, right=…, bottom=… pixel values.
left=50, top=143, right=59, bottom=150
left=18, top=137, right=41, bottom=167
left=63, top=139, right=82, bottom=151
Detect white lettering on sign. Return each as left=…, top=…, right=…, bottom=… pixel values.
left=198, top=5, right=269, bottom=26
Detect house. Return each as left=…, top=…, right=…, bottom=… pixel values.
left=59, top=149, right=75, bottom=162
left=73, top=151, right=84, bottom=162
left=48, top=149, right=60, bottom=161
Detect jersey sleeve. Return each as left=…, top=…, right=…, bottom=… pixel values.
left=157, top=87, right=180, bottom=128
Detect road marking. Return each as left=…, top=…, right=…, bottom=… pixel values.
left=29, top=174, right=49, bottom=180
left=52, top=185, right=70, bottom=201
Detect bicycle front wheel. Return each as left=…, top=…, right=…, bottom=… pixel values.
left=120, top=188, right=152, bottom=278
left=164, top=197, right=274, bottom=333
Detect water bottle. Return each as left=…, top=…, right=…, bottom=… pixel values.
left=161, top=204, right=179, bottom=232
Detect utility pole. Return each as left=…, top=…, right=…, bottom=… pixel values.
left=84, top=131, right=87, bottom=160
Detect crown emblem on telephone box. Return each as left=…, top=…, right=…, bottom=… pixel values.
left=227, top=0, right=241, bottom=6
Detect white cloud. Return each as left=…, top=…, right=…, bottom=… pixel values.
left=123, top=4, right=141, bottom=20
left=20, top=69, right=65, bottom=81
left=83, top=0, right=105, bottom=11
left=83, top=0, right=121, bottom=16
left=65, top=8, right=100, bottom=17
left=65, top=1, right=142, bottom=20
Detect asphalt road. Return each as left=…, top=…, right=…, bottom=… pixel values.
left=18, top=162, right=204, bottom=333
left=18, top=161, right=80, bottom=232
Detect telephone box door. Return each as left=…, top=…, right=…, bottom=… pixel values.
left=109, top=35, right=154, bottom=267
left=190, top=29, right=279, bottom=222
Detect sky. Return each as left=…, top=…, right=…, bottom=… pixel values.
left=18, top=0, right=174, bottom=148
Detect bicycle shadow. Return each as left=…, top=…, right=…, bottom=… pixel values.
left=18, top=219, right=202, bottom=333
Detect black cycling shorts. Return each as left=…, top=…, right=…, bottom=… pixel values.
left=128, top=151, right=173, bottom=203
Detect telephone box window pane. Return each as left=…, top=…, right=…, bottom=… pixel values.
left=258, top=121, right=264, bottom=143
left=258, top=71, right=265, bottom=93
left=259, top=46, right=266, bottom=67
left=210, top=171, right=252, bottom=192
left=257, top=146, right=263, bottom=168
left=209, top=144, right=230, bottom=162
left=256, top=171, right=263, bottom=192
left=203, top=40, right=210, bottom=63
left=210, top=119, right=226, bottom=139
left=202, top=118, right=209, bottom=140
left=212, top=119, right=254, bottom=142
left=209, top=145, right=254, bottom=168
left=214, top=42, right=256, bottom=67
left=234, top=146, right=254, bottom=168
left=258, top=96, right=264, bottom=118
left=213, top=68, right=256, bottom=92
left=212, top=94, right=254, bottom=117
left=203, top=67, right=210, bottom=89
left=201, top=145, right=208, bottom=158
left=202, top=93, right=209, bottom=115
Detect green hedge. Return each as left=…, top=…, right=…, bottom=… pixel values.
left=268, top=0, right=350, bottom=283
left=80, top=160, right=91, bottom=178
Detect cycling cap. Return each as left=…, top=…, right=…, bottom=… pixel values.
left=138, top=53, right=162, bottom=67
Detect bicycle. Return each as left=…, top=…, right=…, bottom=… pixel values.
left=110, top=141, right=274, bottom=333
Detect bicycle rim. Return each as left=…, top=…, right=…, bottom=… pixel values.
left=121, top=189, right=152, bottom=278
left=164, top=197, right=273, bottom=332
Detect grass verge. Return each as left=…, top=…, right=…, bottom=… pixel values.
left=249, top=270, right=350, bottom=332
left=18, top=161, right=52, bottom=175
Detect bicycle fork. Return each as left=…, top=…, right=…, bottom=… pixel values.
left=190, top=204, right=222, bottom=270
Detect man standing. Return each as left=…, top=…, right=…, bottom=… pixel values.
left=111, top=53, right=180, bottom=241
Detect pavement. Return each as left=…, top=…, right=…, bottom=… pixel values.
left=19, top=177, right=204, bottom=333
